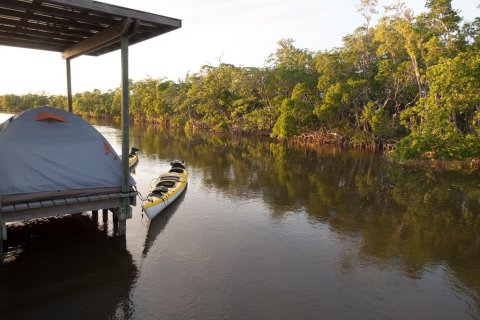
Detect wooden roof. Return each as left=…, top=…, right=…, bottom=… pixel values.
left=0, top=0, right=181, bottom=59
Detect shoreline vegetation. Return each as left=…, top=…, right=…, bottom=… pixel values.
left=1, top=1, right=479, bottom=172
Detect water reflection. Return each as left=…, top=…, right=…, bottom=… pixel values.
left=56, top=118, right=480, bottom=318
left=128, top=123, right=480, bottom=315
left=0, top=214, right=136, bottom=319
left=142, top=187, right=188, bottom=258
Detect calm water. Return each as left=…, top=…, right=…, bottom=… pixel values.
left=1, top=113, right=480, bottom=319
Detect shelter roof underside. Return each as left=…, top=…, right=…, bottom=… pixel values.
left=0, top=0, right=181, bottom=57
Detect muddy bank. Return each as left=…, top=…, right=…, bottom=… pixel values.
left=294, top=130, right=395, bottom=151
left=292, top=130, right=479, bottom=174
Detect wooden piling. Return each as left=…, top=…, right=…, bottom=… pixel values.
left=92, top=210, right=98, bottom=223
left=113, top=211, right=119, bottom=236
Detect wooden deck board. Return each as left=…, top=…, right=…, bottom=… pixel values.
left=65, top=198, right=79, bottom=205
left=0, top=205, right=15, bottom=213
left=41, top=200, right=54, bottom=208
left=28, top=202, right=42, bottom=209
left=53, top=199, right=67, bottom=206
left=77, top=197, right=89, bottom=204
left=88, top=195, right=101, bottom=202
left=98, top=194, right=110, bottom=201
left=14, top=203, right=29, bottom=211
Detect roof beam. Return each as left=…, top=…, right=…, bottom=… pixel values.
left=0, top=23, right=85, bottom=42
left=0, top=17, right=93, bottom=38
left=62, top=18, right=131, bottom=59
left=0, top=7, right=105, bottom=32
left=0, top=29, right=72, bottom=46
left=0, top=0, right=113, bottom=26
left=0, top=38, right=65, bottom=52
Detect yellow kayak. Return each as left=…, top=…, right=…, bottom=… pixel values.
left=128, top=147, right=139, bottom=173
left=142, top=160, right=188, bottom=219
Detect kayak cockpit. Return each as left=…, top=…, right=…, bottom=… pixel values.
left=148, top=179, right=178, bottom=197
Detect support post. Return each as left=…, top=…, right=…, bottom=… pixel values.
left=119, top=34, right=130, bottom=236
left=102, top=209, right=109, bottom=233
left=113, top=210, right=119, bottom=236
left=121, top=35, right=129, bottom=194
left=66, top=58, right=73, bottom=112
left=92, top=210, right=98, bottom=223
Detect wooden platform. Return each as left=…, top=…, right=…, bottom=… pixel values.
left=0, top=191, right=137, bottom=260
left=0, top=192, right=137, bottom=223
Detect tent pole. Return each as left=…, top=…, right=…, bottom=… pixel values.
left=66, top=58, right=73, bottom=112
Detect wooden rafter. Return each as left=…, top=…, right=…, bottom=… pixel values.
left=0, top=0, right=113, bottom=26
left=62, top=18, right=130, bottom=59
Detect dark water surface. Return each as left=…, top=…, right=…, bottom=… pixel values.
left=1, top=114, right=480, bottom=319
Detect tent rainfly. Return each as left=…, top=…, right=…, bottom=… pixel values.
left=0, top=107, right=135, bottom=205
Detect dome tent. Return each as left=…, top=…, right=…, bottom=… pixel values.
left=0, top=106, right=135, bottom=205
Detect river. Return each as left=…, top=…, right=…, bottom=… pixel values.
left=1, top=112, right=479, bottom=319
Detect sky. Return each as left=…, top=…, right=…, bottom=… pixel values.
left=0, top=0, right=478, bottom=95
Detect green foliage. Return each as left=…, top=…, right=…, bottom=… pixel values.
left=314, top=82, right=348, bottom=124
left=0, top=93, right=50, bottom=112
left=394, top=51, right=480, bottom=159
left=391, top=133, right=480, bottom=160
left=360, top=101, right=392, bottom=139
left=271, top=99, right=298, bottom=138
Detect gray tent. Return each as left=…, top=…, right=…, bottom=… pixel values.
left=0, top=106, right=135, bottom=205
